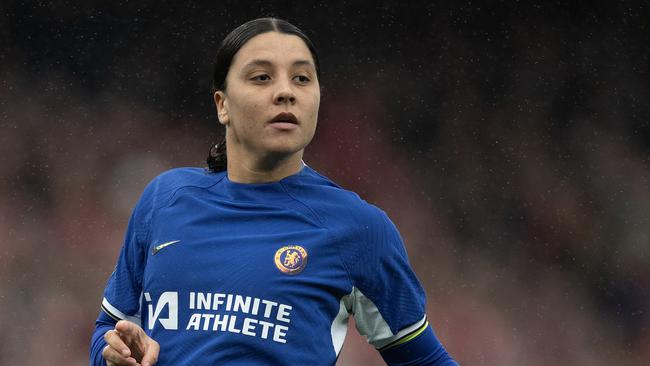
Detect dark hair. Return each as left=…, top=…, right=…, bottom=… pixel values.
left=207, top=17, right=320, bottom=172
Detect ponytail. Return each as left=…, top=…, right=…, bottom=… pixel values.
left=206, top=137, right=227, bottom=172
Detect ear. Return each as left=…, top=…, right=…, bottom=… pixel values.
left=214, top=91, right=230, bottom=125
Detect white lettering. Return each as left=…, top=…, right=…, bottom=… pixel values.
left=258, top=320, right=274, bottom=339
left=201, top=314, right=214, bottom=330
left=261, top=300, right=278, bottom=318
left=198, top=292, right=211, bottom=310
left=277, top=304, right=292, bottom=323
left=242, top=317, right=256, bottom=336
left=212, top=293, right=225, bottom=311
left=186, top=313, right=201, bottom=330
left=212, top=314, right=228, bottom=331
left=182, top=292, right=292, bottom=344
left=146, top=291, right=178, bottom=330
left=251, top=298, right=260, bottom=315
left=233, top=295, right=251, bottom=313
left=273, top=325, right=288, bottom=343
left=227, top=315, right=241, bottom=333
left=226, top=294, right=233, bottom=311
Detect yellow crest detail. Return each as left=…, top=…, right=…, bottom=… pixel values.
left=274, top=245, right=308, bottom=275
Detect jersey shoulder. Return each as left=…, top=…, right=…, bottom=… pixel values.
left=287, top=166, right=388, bottom=229
left=146, top=167, right=222, bottom=194
left=136, top=167, right=224, bottom=217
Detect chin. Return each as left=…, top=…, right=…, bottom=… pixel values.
left=265, top=145, right=302, bottom=158
left=261, top=143, right=305, bottom=160
left=264, top=136, right=312, bottom=155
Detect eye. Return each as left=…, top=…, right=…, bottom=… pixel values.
left=293, top=75, right=310, bottom=84
left=251, top=74, right=271, bottom=82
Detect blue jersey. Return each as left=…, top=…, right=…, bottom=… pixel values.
left=90, top=166, right=457, bottom=365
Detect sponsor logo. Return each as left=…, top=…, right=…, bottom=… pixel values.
left=152, top=240, right=181, bottom=255
left=274, top=245, right=308, bottom=275
left=144, top=291, right=178, bottom=330
left=144, top=291, right=292, bottom=343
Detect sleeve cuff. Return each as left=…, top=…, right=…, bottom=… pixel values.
left=379, top=325, right=459, bottom=366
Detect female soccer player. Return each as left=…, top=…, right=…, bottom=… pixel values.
left=90, top=18, right=458, bottom=366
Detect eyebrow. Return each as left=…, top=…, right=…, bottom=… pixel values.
left=242, top=59, right=315, bottom=71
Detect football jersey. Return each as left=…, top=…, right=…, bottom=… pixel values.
left=97, top=165, right=432, bottom=365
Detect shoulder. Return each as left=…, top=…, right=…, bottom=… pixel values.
left=285, top=166, right=388, bottom=229
left=147, top=167, right=222, bottom=191
left=137, top=167, right=224, bottom=211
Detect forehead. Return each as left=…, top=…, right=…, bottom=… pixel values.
left=230, top=32, right=314, bottom=69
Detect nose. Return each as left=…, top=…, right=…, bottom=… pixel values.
left=273, top=79, right=296, bottom=105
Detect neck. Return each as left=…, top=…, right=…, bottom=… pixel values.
left=226, top=147, right=305, bottom=184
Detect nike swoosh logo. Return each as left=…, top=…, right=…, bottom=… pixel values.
left=152, top=240, right=181, bottom=255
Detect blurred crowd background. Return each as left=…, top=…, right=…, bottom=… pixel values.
left=1, top=1, right=649, bottom=365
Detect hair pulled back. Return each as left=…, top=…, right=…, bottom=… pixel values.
left=207, top=18, right=320, bottom=172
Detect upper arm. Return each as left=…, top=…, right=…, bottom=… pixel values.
left=340, top=205, right=458, bottom=364
left=341, top=206, right=427, bottom=347
left=101, top=176, right=160, bottom=325
left=90, top=181, right=156, bottom=365
left=101, top=202, right=149, bottom=325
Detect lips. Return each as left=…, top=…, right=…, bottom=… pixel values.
left=270, top=112, right=298, bottom=125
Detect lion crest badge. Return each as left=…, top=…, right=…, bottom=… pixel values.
left=274, top=245, right=308, bottom=275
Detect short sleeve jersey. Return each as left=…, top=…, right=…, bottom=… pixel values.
left=101, top=166, right=427, bottom=365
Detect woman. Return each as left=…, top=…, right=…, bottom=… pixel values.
left=90, top=18, right=458, bottom=366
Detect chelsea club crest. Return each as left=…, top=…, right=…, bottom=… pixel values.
left=274, top=245, right=308, bottom=275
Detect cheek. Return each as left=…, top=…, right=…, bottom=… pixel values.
left=304, top=100, right=320, bottom=138
left=313, top=96, right=321, bottom=116
left=308, top=94, right=321, bottom=122
left=230, top=98, right=264, bottom=127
